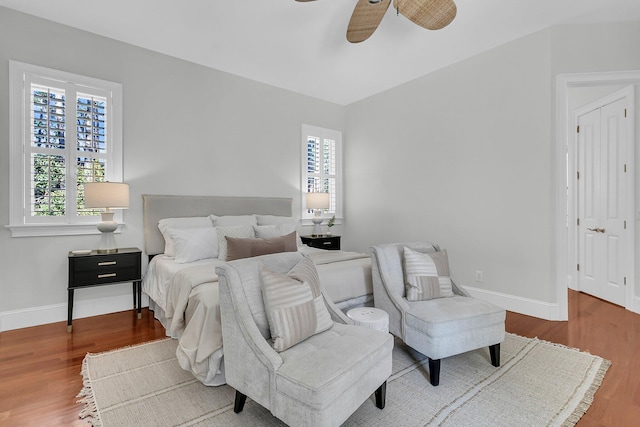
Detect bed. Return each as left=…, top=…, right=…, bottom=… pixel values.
left=141, top=194, right=373, bottom=386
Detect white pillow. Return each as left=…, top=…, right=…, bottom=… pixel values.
left=209, top=214, right=257, bottom=227
left=256, top=215, right=297, bottom=225
left=167, top=227, right=219, bottom=263
left=255, top=216, right=302, bottom=246
left=158, top=216, right=213, bottom=257
left=254, top=225, right=282, bottom=239
left=216, top=225, right=255, bottom=260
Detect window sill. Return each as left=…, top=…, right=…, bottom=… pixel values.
left=6, top=223, right=125, bottom=238
left=300, top=217, right=343, bottom=227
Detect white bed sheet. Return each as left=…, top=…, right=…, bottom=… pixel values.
left=143, top=255, right=225, bottom=314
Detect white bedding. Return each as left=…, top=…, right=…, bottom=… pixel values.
left=142, top=246, right=373, bottom=386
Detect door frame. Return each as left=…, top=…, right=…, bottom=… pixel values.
left=556, top=71, right=639, bottom=320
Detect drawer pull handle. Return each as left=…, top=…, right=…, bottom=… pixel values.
left=98, top=273, right=117, bottom=279
left=323, top=242, right=332, bottom=245
left=98, top=261, right=117, bottom=266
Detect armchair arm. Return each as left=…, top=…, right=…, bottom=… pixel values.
left=451, top=278, right=472, bottom=297
left=322, top=291, right=353, bottom=324
left=217, top=265, right=283, bottom=409
left=371, top=250, right=410, bottom=339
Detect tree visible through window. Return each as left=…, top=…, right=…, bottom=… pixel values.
left=9, top=61, right=123, bottom=236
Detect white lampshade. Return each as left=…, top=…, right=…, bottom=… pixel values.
left=306, top=192, right=330, bottom=210
left=84, top=182, right=129, bottom=253
left=85, top=182, right=130, bottom=209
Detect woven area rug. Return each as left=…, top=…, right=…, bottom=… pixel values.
left=78, top=333, right=610, bottom=426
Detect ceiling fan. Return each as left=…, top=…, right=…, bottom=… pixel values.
left=296, top=0, right=457, bottom=43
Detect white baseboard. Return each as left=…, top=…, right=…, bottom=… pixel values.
left=630, top=295, right=640, bottom=315
left=0, top=294, right=150, bottom=332
left=465, top=286, right=565, bottom=321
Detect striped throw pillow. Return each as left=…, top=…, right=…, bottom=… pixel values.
left=261, top=256, right=332, bottom=351
left=403, top=247, right=454, bottom=301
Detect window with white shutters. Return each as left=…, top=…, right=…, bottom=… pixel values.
left=301, top=124, right=343, bottom=222
left=8, top=61, right=123, bottom=237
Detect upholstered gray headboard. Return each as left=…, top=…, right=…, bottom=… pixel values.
left=142, top=194, right=293, bottom=256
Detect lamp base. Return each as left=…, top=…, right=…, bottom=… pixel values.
left=311, top=215, right=324, bottom=237
left=97, top=212, right=118, bottom=253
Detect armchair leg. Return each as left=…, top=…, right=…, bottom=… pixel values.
left=375, top=381, right=387, bottom=409
left=234, top=390, right=247, bottom=413
left=428, top=358, right=441, bottom=386
left=489, top=343, right=501, bottom=367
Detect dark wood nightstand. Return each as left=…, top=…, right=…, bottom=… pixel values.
left=67, top=247, right=142, bottom=332
left=300, top=235, right=341, bottom=251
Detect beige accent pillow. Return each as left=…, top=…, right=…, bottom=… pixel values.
left=254, top=221, right=303, bottom=247
left=216, top=225, right=255, bottom=260
left=260, top=256, right=332, bottom=352
left=225, top=231, right=298, bottom=261
left=403, top=247, right=454, bottom=301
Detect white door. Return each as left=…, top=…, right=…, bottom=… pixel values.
left=576, top=96, right=629, bottom=306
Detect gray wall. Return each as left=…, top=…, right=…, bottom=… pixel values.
left=344, top=22, right=640, bottom=315
left=0, top=7, right=345, bottom=329
left=2, top=5, right=639, bottom=329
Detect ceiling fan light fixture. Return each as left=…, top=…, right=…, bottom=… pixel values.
left=368, top=0, right=383, bottom=3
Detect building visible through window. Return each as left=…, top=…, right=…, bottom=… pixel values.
left=301, top=124, right=342, bottom=222
left=8, top=61, right=123, bottom=236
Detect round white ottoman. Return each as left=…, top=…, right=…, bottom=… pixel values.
left=347, top=307, right=389, bottom=333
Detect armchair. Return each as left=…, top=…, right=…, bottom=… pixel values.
left=371, top=242, right=505, bottom=386
left=217, top=251, right=393, bottom=426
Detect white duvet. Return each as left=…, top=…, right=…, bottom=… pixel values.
left=142, top=246, right=372, bottom=386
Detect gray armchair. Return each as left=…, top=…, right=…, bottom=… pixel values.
left=217, top=251, right=393, bottom=427
left=371, top=242, right=505, bottom=386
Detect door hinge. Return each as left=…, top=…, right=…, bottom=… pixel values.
left=624, top=164, right=627, bottom=173
left=625, top=108, right=627, bottom=118
left=577, top=263, right=580, bottom=271
left=577, top=125, right=580, bottom=133
left=624, top=220, right=627, bottom=230
left=577, top=171, right=580, bottom=180
left=624, top=277, right=627, bottom=285
left=577, top=218, right=580, bottom=226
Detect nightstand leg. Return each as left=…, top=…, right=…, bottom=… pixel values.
left=67, top=289, right=74, bottom=333
left=136, top=281, right=142, bottom=319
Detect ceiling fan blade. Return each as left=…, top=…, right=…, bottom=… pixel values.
left=347, top=0, right=392, bottom=43
left=393, top=0, right=456, bottom=31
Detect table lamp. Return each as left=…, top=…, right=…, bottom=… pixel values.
left=84, top=182, right=129, bottom=253
left=306, top=192, right=329, bottom=237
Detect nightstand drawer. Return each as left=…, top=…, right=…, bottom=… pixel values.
left=72, top=266, right=140, bottom=287
left=300, top=235, right=341, bottom=250
left=73, top=253, right=138, bottom=272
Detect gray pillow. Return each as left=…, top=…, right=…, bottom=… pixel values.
left=260, top=256, right=332, bottom=352
left=403, top=247, right=454, bottom=301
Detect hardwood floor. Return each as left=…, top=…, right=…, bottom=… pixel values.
left=0, top=308, right=165, bottom=426
left=507, top=290, right=640, bottom=427
left=0, top=291, right=639, bottom=426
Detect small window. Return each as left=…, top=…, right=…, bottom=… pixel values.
left=300, top=124, right=343, bottom=223
left=8, top=61, right=123, bottom=237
